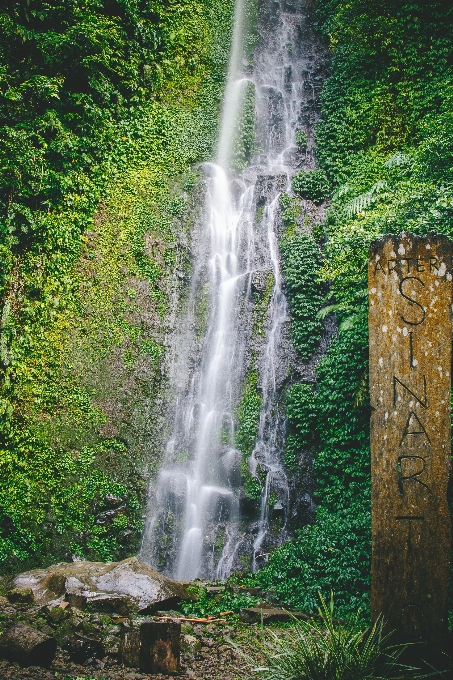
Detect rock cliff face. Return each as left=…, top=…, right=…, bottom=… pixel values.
left=141, top=0, right=332, bottom=580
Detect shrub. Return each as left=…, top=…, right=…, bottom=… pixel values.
left=295, top=129, right=308, bottom=149
left=279, top=232, right=324, bottom=359
left=292, top=169, right=330, bottom=203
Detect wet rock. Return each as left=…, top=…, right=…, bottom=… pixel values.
left=14, top=556, right=193, bottom=612
left=95, top=505, right=127, bottom=526
left=104, top=494, right=126, bottom=508
left=64, top=634, right=104, bottom=664
left=7, top=587, right=34, bottom=605
left=0, top=623, right=57, bottom=667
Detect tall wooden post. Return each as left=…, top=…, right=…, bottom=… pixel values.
left=369, top=233, right=452, bottom=655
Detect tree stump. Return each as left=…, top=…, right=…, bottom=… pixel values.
left=0, top=624, right=57, bottom=667
left=139, top=622, right=181, bottom=674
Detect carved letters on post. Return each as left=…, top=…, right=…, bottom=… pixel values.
left=369, top=233, right=452, bottom=654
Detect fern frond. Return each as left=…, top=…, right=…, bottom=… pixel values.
left=317, top=303, right=343, bottom=319
left=334, top=183, right=351, bottom=199
left=344, top=180, right=388, bottom=218
left=383, top=152, right=412, bottom=168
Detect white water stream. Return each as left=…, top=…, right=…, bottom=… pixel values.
left=141, top=0, right=322, bottom=580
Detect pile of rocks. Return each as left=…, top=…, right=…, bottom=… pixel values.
left=0, top=557, right=199, bottom=675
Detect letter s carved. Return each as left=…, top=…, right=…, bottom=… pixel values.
left=399, top=277, right=426, bottom=326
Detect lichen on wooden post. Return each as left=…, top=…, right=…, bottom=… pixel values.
left=369, top=233, right=452, bottom=655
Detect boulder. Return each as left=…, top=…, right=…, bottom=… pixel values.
left=13, top=556, right=192, bottom=613
left=0, top=624, right=57, bottom=667
left=64, top=634, right=104, bottom=664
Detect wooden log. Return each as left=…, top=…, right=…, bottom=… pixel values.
left=139, top=621, right=181, bottom=674
left=0, top=624, right=57, bottom=667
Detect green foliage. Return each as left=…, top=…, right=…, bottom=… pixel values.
left=284, top=383, right=317, bottom=470
left=253, top=271, right=274, bottom=337
left=279, top=231, right=324, bottom=360
left=234, top=370, right=263, bottom=503
left=238, top=594, right=413, bottom=680
left=181, top=584, right=259, bottom=618
left=295, top=129, right=308, bottom=150
left=278, top=193, right=300, bottom=232
left=292, top=169, right=330, bottom=204
left=235, top=371, right=262, bottom=458
left=0, top=0, right=235, bottom=569
left=0, top=437, right=144, bottom=570
left=249, top=328, right=371, bottom=619
left=231, top=80, right=256, bottom=172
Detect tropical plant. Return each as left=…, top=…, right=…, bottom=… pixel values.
left=236, top=594, right=418, bottom=680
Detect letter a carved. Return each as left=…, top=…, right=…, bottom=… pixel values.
left=400, top=411, right=431, bottom=446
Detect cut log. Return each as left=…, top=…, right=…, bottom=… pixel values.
left=64, top=634, right=104, bottom=664
left=0, top=624, right=57, bottom=667
left=139, top=622, right=181, bottom=674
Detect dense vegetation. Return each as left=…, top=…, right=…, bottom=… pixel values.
left=0, top=0, right=234, bottom=571
left=250, top=0, right=453, bottom=619
left=1, top=0, right=452, bottom=631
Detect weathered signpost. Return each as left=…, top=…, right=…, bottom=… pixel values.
left=369, top=233, right=452, bottom=655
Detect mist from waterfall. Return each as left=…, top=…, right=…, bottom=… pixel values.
left=141, top=0, right=322, bottom=580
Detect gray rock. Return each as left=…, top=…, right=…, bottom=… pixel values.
left=13, top=556, right=193, bottom=613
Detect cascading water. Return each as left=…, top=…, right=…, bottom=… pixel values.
left=141, top=0, right=328, bottom=580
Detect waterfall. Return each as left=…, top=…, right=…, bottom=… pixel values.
left=141, top=0, right=326, bottom=580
